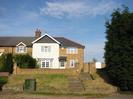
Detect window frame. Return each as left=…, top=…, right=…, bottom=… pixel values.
left=41, top=59, right=53, bottom=68
left=41, top=46, right=51, bottom=52
left=67, top=47, right=78, bottom=54
left=70, top=59, right=76, bottom=68
left=59, top=61, right=66, bottom=68
left=16, top=45, right=27, bottom=53
left=16, top=42, right=27, bottom=53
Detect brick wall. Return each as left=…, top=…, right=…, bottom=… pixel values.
left=0, top=47, right=32, bottom=55
left=13, top=67, right=79, bottom=75
left=59, top=47, right=84, bottom=70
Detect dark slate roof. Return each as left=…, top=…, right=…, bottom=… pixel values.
left=55, top=37, right=85, bottom=48
left=36, top=35, right=58, bottom=43
left=0, top=37, right=35, bottom=47
left=0, top=36, right=85, bottom=48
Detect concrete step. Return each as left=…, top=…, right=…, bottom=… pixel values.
left=69, top=84, right=83, bottom=88
left=79, top=73, right=92, bottom=81
left=69, top=87, right=84, bottom=92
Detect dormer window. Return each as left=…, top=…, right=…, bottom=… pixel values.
left=16, top=42, right=27, bottom=53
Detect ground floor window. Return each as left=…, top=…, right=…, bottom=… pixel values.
left=59, top=61, right=66, bottom=68
left=70, top=59, right=78, bottom=68
left=41, top=59, right=53, bottom=68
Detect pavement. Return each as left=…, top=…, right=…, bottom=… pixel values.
left=0, top=93, right=133, bottom=99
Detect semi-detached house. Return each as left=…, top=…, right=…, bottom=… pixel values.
left=0, top=30, right=85, bottom=70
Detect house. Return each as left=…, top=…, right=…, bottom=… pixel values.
left=0, top=29, right=85, bottom=70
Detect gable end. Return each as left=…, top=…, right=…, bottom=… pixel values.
left=32, top=34, right=60, bottom=44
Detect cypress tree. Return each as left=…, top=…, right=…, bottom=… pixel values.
left=104, top=7, right=133, bottom=91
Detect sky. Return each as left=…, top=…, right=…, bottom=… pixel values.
left=0, top=0, right=133, bottom=62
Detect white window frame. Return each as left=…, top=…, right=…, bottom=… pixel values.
left=16, top=42, right=27, bottom=53
left=41, top=46, right=51, bottom=52
left=70, top=59, right=76, bottom=68
left=41, top=59, right=53, bottom=68
left=67, top=47, right=78, bottom=54
left=16, top=45, right=27, bottom=53
left=59, top=61, right=66, bottom=69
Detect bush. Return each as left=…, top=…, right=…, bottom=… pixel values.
left=0, top=54, right=5, bottom=71
left=0, top=77, right=8, bottom=91
left=0, top=53, right=13, bottom=73
left=14, top=54, right=37, bottom=68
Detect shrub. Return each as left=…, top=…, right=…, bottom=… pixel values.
left=0, top=53, right=13, bottom=73
left=14, top=54, right=37, bottom=68
left=0, top=77, right=8, bottom=91
left=0, top=54, right=5, bottom=71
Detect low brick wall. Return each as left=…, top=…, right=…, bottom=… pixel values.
left=13, top=66, right=80, bottom=75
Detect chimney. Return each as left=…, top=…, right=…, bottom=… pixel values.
left=35, top=29, right=41, bottom=38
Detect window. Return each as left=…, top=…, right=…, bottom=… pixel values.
left=41, top=59, right=53, bottom=68
left=16, top=46, right=27, bottom=53
left=67, top=47, right=78, bottom=54
left=41, top=46, right=51, bottom=52
left=60, top=61, right=66, bottom=68
left=70, top=59, right=78, bottom=67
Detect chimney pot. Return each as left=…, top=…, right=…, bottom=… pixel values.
left=35, top=29, right=41, bottom=38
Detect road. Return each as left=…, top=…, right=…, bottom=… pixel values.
left=0, top=93, right=133, bottom=99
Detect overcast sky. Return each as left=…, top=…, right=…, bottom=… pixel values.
left=0, top=0, right=133, bottom=62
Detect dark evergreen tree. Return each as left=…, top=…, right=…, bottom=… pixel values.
left=104, top=7, right=133, bottom=91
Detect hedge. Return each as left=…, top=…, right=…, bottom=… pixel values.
left=0, top=53, right=13, bottom=73
left=14, top=54, right=37, bottom=68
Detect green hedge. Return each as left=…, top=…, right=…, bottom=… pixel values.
left=0, top=53, right=13, bottom=73
left=14, top=54, right=37, bottom=68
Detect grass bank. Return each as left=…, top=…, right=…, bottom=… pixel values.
left=5, top=74, right=68, bottom=94
left=4, top=73, right=117, bottom=96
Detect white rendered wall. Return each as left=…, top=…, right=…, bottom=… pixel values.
left=32, top=43, right=59, bottom=68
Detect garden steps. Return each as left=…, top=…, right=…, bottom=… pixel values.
left=67, top=76, right=85, bottom=92
left=67, top=73, right=92, bottom=92
left=79, top=73, right=92, bottom=81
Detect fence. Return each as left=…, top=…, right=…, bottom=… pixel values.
left=83, top=63, right=106, bottom=74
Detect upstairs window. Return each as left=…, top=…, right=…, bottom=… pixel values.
left=67, top=47, right=78, bottom=54
left=16, top=42, right=27, bottom=53
left=16, top=46, right=27, bottom=53
left=41, top=46, right=51, bottom=52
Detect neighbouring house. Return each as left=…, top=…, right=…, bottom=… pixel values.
left=0, top=29, right=85, bottom=70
